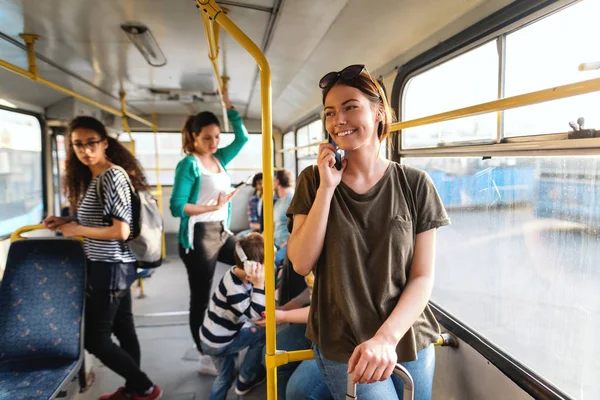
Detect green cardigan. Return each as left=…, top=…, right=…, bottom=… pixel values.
left=170, top=108, right=249, bottom=249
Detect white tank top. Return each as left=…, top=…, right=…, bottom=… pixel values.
left=187, top=155, right=231, bottom=247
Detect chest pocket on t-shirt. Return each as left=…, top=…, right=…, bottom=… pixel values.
left=391, top=214, right=412, bottom=226
left=390, top=214, right=414, bottom=240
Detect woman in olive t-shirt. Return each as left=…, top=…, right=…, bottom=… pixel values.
left=287, top=65, right=450, bottom=400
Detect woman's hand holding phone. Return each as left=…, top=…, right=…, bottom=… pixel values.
left=216, top=189, right=239, bottom=209
left=317, top=143, right=346, bottom=190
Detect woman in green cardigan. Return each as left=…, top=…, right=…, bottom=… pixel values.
left=170, top=88, right=249, bottom=363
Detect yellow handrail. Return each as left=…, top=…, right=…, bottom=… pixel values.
left=391, top=77, right=600, bottom=133
left=196, top=1, right=279, bottom=398
left=10, top=224, right=83, bottom=243
left=10, top=224, right=47, bottom=242
left=0, top=34, right=156, bottom=130
left=275, top=77, right=600, bottom=154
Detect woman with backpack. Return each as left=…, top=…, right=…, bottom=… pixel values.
left=170, top=87, right=249, bottom=373
left=43, top=116, right=162, bottom=400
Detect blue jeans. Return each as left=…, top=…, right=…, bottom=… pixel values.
left=236, top=229, right=254, bottom=238
left=313, top=344, right=435, bottom=400
left=201, top=327, right=266, bottom=400
left=286, top=359, right=333, bottom=399
left=275, top=245, right=287, bottom=268
left=275, top=324, right=313, bottom=399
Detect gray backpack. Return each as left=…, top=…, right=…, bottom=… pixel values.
left=97, top=166, right=163, bottom=268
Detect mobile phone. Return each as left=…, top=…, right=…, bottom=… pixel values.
left=232, top=174, right=254, bottom=189
left=328, top=133, right=343, bottom=170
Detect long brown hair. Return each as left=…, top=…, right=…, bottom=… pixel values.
left=181, top=111, right=221, bottom=154
left=322, top=70, right=395, bottom=142
left=64, top=116, right=149, bottom=213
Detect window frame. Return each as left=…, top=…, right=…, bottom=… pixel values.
left=276, top=114, right=324, bottom=177
left=282, top=130, right=297, bottom=176
left=391, top=0, right=582, bottom=157
left=0, top=104, right=47, bottom=240
left=390, top=2, right=589, bottom=399
left=294, top=117, right=325, bottom=174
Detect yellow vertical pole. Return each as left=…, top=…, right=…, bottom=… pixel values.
left=152, top=112, right=167, bottom=259
left=196, top=1, right=276, bottom=397
left=19, top=34, right=40, bottom=79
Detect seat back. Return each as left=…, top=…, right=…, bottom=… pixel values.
left=0, top=239, right=85, bottom=361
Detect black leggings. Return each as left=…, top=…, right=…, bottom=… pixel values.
left=179, top=221, right=237, bottom=351
left=84, top=288, right=153, bottom=394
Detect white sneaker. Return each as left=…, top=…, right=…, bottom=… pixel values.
left=198, top=354, right=219, bottom=376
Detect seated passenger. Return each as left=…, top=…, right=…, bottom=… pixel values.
left=274, top=169, right=295, bottom=268
left=200, top=233, right=267, bottom=399
left=236, top=173, right=264, bottom=237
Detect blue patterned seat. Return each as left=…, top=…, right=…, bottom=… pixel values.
left=0, top=238, right=86, bottom=400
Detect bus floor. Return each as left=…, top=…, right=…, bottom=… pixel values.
left=76, top=256, right=266, bottom=400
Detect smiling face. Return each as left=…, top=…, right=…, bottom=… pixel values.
left=323, top=84, right=383, bottom=152
left=70, top=128, right=109, bottom=167
left=194, top=123, right=221, bottom=155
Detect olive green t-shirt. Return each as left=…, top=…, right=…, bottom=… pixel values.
left=287, top=162, right=450, bottom=363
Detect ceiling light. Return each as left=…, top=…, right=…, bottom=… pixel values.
left=121, top=22, right=167, bottom=67
left=0, top=98, right=17, bottom=108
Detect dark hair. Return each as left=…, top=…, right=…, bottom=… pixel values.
left=234, top=233, right=265, bottom=269
left=275, top=169, right=294, bottom=188
left=252, top=173, right=263, bottom=188
left=65, top=116, right=149, bottom=213
left=321, top=70, right=395, bottom=141
left=182, top=111, right=221, bottom=154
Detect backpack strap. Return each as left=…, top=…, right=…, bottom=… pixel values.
left=95, top=165, right=136, bottom=208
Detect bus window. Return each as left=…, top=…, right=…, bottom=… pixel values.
left=295, top=119, right=324, bottom=174
left=51, top=132, right=67, bottom=215
left=402, top=40, right=499, bottom=149
left=283, top=131, right=296, bottom=176
left=126, top=132, right=265, bottom=186
left=220, top=133, right=264, bottom=183
left=307, top=119, right=324, bottom=154
left=404, top=156, right=600, bottom=398
left=504, top=0, right=600, bottom=137
left=121, top=132, right=182, bottom=186
left=0, top=109, right=44, bottom=238
left=296, top=125, right=310, bottom=159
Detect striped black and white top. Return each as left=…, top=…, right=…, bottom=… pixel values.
left=77, top=167, right=136, bottom=263
left=200, top=267, right=266, bottom=348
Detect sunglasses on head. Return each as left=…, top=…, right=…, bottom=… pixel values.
left=318, top=64, right=365, bottom=89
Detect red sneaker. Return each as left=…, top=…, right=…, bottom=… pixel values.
left=133, top=385, right=163, bottom=400
left=98, top=387, right=131, bottom=400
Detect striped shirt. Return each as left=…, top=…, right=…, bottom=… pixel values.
left=77, top=167, right=136, bottom=263
left=200, top=267, right=266, bottom=348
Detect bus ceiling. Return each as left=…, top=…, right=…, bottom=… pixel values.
left=0, top=0, right=516, bottom=126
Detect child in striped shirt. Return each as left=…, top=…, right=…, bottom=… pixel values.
left=200, top=233, right=266, bottom=399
